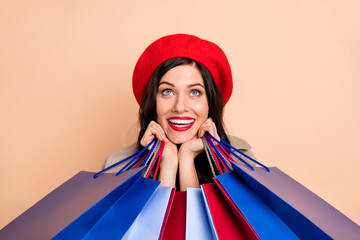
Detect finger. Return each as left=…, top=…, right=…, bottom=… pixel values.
left=151, top=123, right=169, bottom=142
left=198, top=125, right=211, bottom=138
left=208, top=122, right=220, bottom=140
left=148, top=121, right=169, bottom=143
left=140, top=121, right=161, bottom=146
left=202, top=118, right=213, bottom=125
left=198, top=121, right=209, bottom=138
left=140, top=135, right=154, bottom=147
left=198, top=121, right=218, bottom=139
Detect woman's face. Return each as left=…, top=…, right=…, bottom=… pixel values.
left=156, top=64, right=209, bottom=144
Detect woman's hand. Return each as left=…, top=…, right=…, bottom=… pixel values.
left=140, top=121, right=178, bottom=187
left=140, top=120, right=177, bottom=162
left=140, top=120, right=169, bottom=147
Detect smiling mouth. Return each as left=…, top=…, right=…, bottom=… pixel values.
left=167, top=118, right=195, bottom=131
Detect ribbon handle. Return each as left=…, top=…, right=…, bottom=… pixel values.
left=204, top=132, right=270, bottom=172
left=93, top=138, right=158, bottom=178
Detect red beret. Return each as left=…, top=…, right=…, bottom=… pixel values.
left=132, top=34, right=233, bottom=105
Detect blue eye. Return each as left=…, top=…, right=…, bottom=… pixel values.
left=190, top=90, right=201, bottom=96
left=162, top=89, right=173, bottom=96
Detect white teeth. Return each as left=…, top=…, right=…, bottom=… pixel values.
left=168, top=119, right=195, bottom=125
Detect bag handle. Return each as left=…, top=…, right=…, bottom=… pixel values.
left=205, top=132, right=270, bottom=172
left=203, top=134, right=232, bottom=174
left=144, top=141, right=164, bottom=179
left=202, top=137, right=218, bottom=178
left=116, top=139, right=159, bottom=176
left=93, top=138, right=158, bottom=178
left=94, top=131, right=269, bottom=179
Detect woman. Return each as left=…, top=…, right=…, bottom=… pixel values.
left=103, top=34, right=255, bottom=191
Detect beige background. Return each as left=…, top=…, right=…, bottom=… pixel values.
left=1, top=0, right=359, bottom=229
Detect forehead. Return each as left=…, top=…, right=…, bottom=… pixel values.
left=159, top=64, right=204, bottom=86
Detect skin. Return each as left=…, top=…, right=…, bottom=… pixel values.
left=140, top=63, right=220, bottom=191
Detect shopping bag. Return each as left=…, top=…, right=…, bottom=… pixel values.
left=186, top=188, right=214, bottom=240
left=161, top=191, right=187, bottom=240
left=200, top=185, right=219, bottom=240
left=52, top=139, right=161, bottom=239
left=81, top=176, right=160, bottom=239
left=231, top=162, right=360, bottom=240
left=203, top=132, right=299, bottom=239
left=205, top=132, right=360, bottom=240
left=54, top=138, right=168, bottom=239
left=215, top=172, right=299, bottom=239
left=123, top=187, right=175, bottom=240
left=158, top=185, right=176, bottom=239
left=0, top=167, right=143, bottom=240
left=201, top=183, right=259, bottom=240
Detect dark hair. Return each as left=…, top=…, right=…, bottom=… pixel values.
left=137, top=57, right=230, bottom=184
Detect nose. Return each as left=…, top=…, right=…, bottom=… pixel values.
left=172, top=94, right=189, bottom=113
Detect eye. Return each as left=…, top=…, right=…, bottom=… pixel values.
left=190, top=89, right=201, bottom=96
left=162, top=89, right=173, bottom=96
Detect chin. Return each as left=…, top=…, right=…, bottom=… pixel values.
left=168, top=134, right=195, bottom=145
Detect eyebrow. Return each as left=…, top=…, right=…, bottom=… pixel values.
left=158, top=81, right=205, bottom=88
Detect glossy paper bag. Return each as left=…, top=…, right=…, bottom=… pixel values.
left=161, top=191, right=187, bottom=240
left=232, top=162, right=360, bottom=240
left=201, top=183, right=260, bottom=240
left=0, top=168, right=143, bottom=240
left=123, top=187, right=175, bottom=240
left=186, top=188, right=214, bottom=240
left=215, top=171, right=299, bottom=240
left=82, top=177, right=160, bottom=240
left=52, top=168, right=145, bottom=240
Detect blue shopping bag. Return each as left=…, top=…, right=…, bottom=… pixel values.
left=200, top=185, right=219, bottom=240
left=123, top=187, right=175, bottom=240
left=204, top=132, right=298, bottom=239
left=82, top=176, right=160, bottom=239
left=186, top=188, right=214, bottom=240
left=53, top=138, right=167, bottom=240
left=205, top=132, right=360, bottom=240
left=215, top=172, right=299, bottom=240
left=231, top=162, right=360, bottom=240
left=51, top=167, right=144, bottom=240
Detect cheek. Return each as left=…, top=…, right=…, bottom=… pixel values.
left=155, top=98, right=168, bottom=122
left=193, top=101, right=209, bottom=120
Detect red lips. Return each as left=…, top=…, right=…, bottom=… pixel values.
left=167, top=116, right=195, bottom=132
